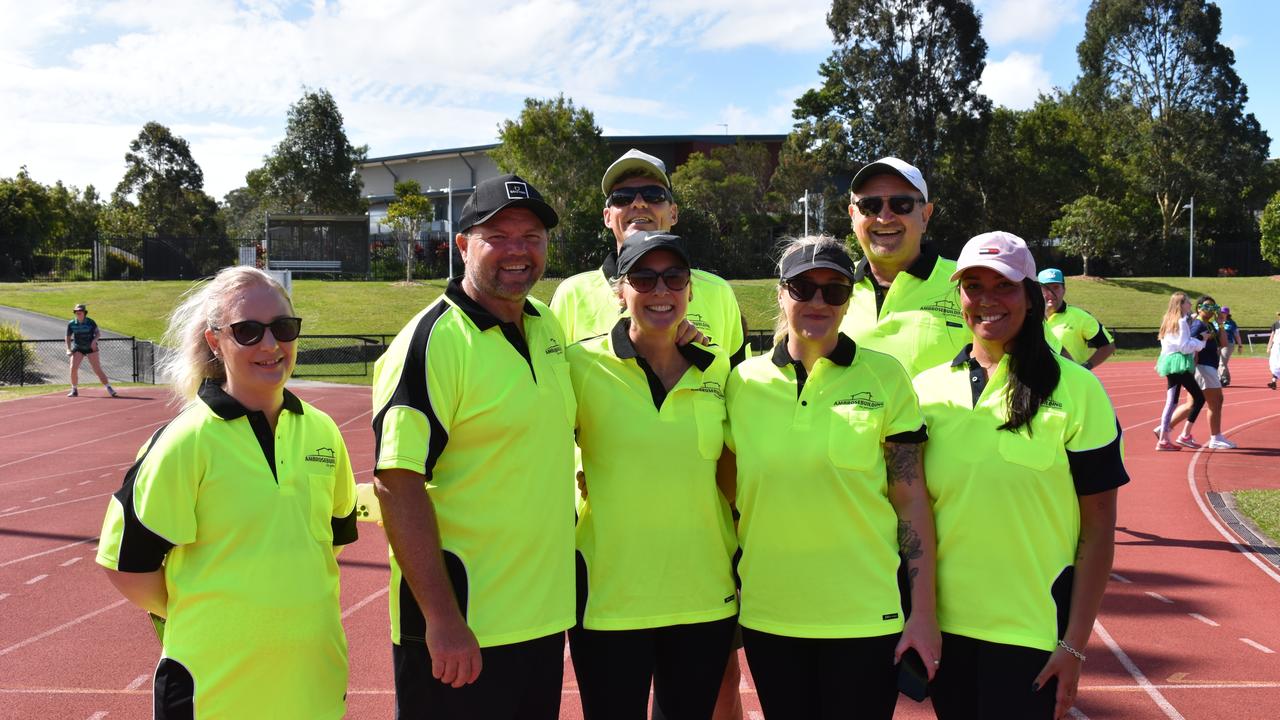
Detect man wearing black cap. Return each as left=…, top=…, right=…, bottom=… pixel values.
left=839, top=157, right=970, bottom=377
left=550, top=148, right=748, bottom=366
left=371, top=174, right=577, bottom=719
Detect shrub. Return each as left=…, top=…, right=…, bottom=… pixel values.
left=0, top=322, right=36, bottom=385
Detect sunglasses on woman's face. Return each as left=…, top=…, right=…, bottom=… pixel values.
left=214, top=317, right=302, bottom=346
left=782, top=278, right=853, bottom=306
left=607, top=185, right=672, bottom=208
left=852, top=195, right=926, bottom=217
left=625, top=267, right=691, bottom=293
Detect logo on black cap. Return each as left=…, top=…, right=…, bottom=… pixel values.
left=505, top=182, right=529, bottom=200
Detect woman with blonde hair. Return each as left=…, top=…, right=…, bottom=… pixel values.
left=1154, top=292, right=1207, bottom=451
left=95, top=266, right=358, bottom=718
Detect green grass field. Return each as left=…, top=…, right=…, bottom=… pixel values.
left=1233, top=490, right=1280, bottom=545
left=4, top=275, right=1278, bottom=341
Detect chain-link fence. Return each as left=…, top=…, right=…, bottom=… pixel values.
left=0, top=337, right=141, bottom=386
left=293, top=335, right=392, bottom=378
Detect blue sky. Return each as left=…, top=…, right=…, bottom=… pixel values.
left=2, top=0, right=1276, bottom=200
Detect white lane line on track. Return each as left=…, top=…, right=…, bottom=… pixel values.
left=0, top=599, right=128, bottom=657
left=125, top=674, right=149, bottom=691
left=1067, top=708, right=1091, bottom=719
left=0, top=419, right=166, bottom=471
left=0, top=404, right=141, bottom=441
left=1240, top=638, right=1275, bottom=654
left=1121, top=397, right=1278, bottom=434
left=748, top=712, right=764, bottom=720
left=0, top=462, right=132, bottom=491
left=60, top=556, right=82, bottom=567
left=25, top=574, right=48, bottom=584
left=55, top=488, right=68, bottom=494
left=1185, top=412, right=1280, bottom=586
left=337, top=409, right=373, bottom=430
left=1145, top=591, right=1174, bottom=604
left=1084, top=682, right=1280, bottom=690
left=0, top=539, right=94, bottom=568
left=1093, top=619, right=1186, bottom=720
left=340, top=587, right=389, bottom=620
left=1110, top=573, right=1132, bottom=583
left=30, top=497, right=46, bottom=503
left=0, top=492, right=109, bottom=520
left=1189, top=613, right=1220, bottom=627
left=0, top=593, right=9, bottom=601
left=1, top=506, right=16, bottom=513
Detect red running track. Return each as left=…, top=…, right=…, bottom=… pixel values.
left=0, top=359, right=1277, bottom=719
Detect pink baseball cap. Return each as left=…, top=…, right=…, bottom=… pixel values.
left=950, top=231, right=1037, bottom=282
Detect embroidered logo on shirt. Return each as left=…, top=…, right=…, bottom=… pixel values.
left=686, top=312, right=711, bottom=331
left=918, top=295, right=964, bottom=320
left=305, top=447, right=337, bottom=466
left=695, top=381, right=724, bottom=399
left=1040, top=398, right=1063, bottom=410
left=545, top=338, right=563, bottom=355
left=833, top=391, right=884, bottom=410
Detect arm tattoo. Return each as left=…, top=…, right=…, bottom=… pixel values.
left=898, top=520, right=923, bottom=561
left=907, top=566, right=919, bottom=591
left=884, top=442, right=921, bottom=487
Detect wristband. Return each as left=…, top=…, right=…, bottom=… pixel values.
left=1058, top=639, right=1086, bottom=662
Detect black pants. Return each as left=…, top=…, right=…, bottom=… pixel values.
left=570, top=616, right=736, bottom=720
left=741, top=628, right=899, bottom=720
left=392, top=632, right=564, bottom=720
left=930, top=633, right=1056, bottom=719
left=1167, top=371, right=1206, bottom=423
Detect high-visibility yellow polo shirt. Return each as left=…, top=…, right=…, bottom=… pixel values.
left=913, top=347, right=1129, bottom=651
left=725, top=334, right=927, bottom=638
left=838, top=246, right=971, bottom=377
left=551, top=251, right=748, bottom=366
left=96, top=382, right=358, bottom=719
left=372, top=279, right=577, bottom=649
left=569, top=319, right=738, bottom=630
left=1046, top=303, right=1115, bottom=365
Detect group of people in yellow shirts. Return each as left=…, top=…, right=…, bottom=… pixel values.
left=95, top=150, right=1129, bottom=720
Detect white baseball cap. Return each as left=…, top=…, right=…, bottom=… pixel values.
left=850, top=157, right=928, bottom=201
left=601, top=149, right=670, bottom=195
left=951, top=231, right=1037, bottom=282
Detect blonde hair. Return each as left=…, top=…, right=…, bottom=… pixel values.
left=772, top=235, right=850, bottom=344
left=158, top=266, right=293, bottom=405
left=1158, top=292, right=1189, bottom=339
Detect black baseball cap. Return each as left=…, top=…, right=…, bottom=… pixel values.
left=615, top=232, right=690, bottom=277
left=457, top=174, right=559, bottom=233
left=779, top=243, right=857, bottom=281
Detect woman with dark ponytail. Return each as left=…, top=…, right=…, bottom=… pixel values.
left=912, top=232, right=1128, bottom=720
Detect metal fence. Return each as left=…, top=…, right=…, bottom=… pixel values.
left=0, top=338, right=147, bottom=386
left=293, top=335, right=392, bottom=378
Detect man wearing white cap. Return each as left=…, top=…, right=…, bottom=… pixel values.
left=839, top=157, right=970, bottom=377
left=550, top=148, right=748, bottom=367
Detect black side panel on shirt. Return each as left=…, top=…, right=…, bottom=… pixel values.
left=331, top=506, right=358, bottom=546
left=1067, top=420, right=1130, bottom=495
left=1087, top=325, right=1111, bottom=348
left=372, top=302, right=451, bottom=479
left=398, top=550, right=468, bottom=644
left=153, top=657, right=195, bottom=720
left=1051, top=565, right=1075, bottom=640
left=113, top=424, right=176, bottom=572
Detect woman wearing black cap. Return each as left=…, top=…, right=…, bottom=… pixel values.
left=721, top=235, right=939, bottom=719
left=567, top=231, right=738, bottom=720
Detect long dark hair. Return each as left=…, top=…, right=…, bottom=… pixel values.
left=998, top=279, right=1061, bottom=433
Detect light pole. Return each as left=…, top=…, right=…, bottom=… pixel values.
left=446, top=178, right=454, bottom=279
left=1183, top=196, right=1194, bottom=278
left=799, top=190, right=810, bottom=236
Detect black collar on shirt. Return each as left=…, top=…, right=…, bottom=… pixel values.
left=444, top=276, right=540, bottom=331
left=610, top=317, right=715, bottom=409
left=771, top=333, right=856, bottom=398
left=599, top=250, right=620, bottom=281
left=851, top=244, right=940, bottom=285
left=198, top=379, right=303, bottom=483
left=950, top=344, right=989, bottom=408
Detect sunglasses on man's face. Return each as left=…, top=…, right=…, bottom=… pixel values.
left=607, top=185, right=672, bottom=208
left=214, top=317, right=303, bottom=346
left=852, top=195, right=926, bottom=217
left=783, top=278, right=853, bottom=306
left=625, top=267, right=691, bottom=293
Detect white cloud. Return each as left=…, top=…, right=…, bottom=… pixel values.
left=981, top=52, right=1053, bottom=109
left=975, top=0, right=1081, bottom=46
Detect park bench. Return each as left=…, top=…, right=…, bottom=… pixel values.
left=267, top=259, right=342, bottom=274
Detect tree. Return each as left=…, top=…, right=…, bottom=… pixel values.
left=385, top=180, right=435, bottom=282
left=1261, top=191, right=1280, bottom=268
left=1076, top=0, right=1270, bottom=259
left=115, top=122, right=222, bottom=238
left=260, top=88, right=368, bottom=215
left=672, top=143, right=779, bottom=277
left=491, top=95, right=612, bottom=275
left=0, top=167, right=52, bottom=277
left=1050, top=195, right=1131, bottom=277
left=788, top=0, right=991, bottom=250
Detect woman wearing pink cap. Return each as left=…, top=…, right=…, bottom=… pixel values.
left=912, top=232, right=1128, bottom=719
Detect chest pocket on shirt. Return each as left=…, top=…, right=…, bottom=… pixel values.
left=996, top=408, right=1068, bottom=471
left=307, top=473, right=336, bottom=542
left=827, top=405, right=881, bottom=471
left=692, top=394, right=726, bottom=460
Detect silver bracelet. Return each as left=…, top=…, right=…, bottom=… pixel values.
left=1058, top=639, right=1086, bottom=662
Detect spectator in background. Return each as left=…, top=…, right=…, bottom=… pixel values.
left=1217, top=306, right=1242, bottom=387
left=1167, top=296, right=1235, bottom=450
left=1154, top=293, right=1206, bottom=451
left=1267, top=311, right=1279, bottom=390
left=66, top=303, right=117, bottom=398
left=1037, top=269, right=1116, bottom=371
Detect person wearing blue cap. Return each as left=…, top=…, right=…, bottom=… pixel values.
left=1037, top=269, right=1115, bottom=371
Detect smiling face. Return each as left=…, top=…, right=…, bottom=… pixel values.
left=458, top=206, right=548, bottom=305
left=204, top=281, right=297, bottom=406
left=960, top=267, right=1028, bottom=348
left=619, top=248, right=690, bottom=336
left=849, top=174, right=933, bottom=267
left=603, top=175, right=679, bottom=248
left=780, top=268, right=852, bottom=343
left=1041, top=282, right=1066, bottom=314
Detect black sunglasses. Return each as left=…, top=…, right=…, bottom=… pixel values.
left=783, top=278, right=853, bottom=306
left=607, top=185, right=672, bottom=208
left=214, top=317, right=302, bottom=346
left=853, top=195, right=926, bottom=217
left=624, top=267, right=691, bottom=293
